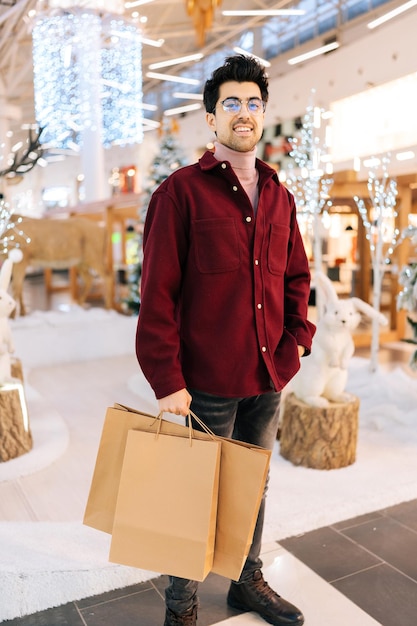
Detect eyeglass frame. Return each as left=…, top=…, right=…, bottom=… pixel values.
left=217, top=97, right=266, bottom=115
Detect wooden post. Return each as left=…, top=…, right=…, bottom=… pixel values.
left=279, top=393, right=359, bottom=470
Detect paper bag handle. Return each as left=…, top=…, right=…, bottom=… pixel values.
left=188, top=410, right=217, bottom=439
left=154, top=410, right=216, bottom=445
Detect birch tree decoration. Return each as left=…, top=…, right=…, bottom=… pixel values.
left=284, top=93, right=333, bottom=285
left=396, top=225, right=417, bottom=371
left=354, top=154, right=399, bottom=372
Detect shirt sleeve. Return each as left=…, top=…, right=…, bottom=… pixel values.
left=282, top=192, right=316, bottom=351
left=135, top=186, right=188, bottom=399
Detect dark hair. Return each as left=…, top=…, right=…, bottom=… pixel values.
left=203, top=54, right=269, bottom=114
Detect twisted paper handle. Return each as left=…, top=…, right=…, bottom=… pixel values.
left=152, top=410, right=216, bottom=445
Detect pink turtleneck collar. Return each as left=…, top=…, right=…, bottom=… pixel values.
left=213, top=141, right=259, bottom=212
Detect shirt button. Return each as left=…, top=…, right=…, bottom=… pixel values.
left=232, top=185, right=238, bottom=191
left=254, top=259, right=259, bottom=265
left=245, top=216, right=252, bottom=222
left=221, top=163, right=227, bottom=169
left=257, top=303, right=262, bottom=309
left=261, top=346, right=267, bottom=352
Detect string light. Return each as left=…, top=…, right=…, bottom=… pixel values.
left=0, top=197, right=30, bottom=257
left=32, top=8, right=143, bottom=150
left=353, top=155, right=398, bottom=258
left=353, top=154, right=398, bottom=371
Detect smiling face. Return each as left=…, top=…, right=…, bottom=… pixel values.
left=205, top=81, right=265, bottom=153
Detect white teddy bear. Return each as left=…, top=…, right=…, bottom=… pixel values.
left=291, top=271, right=388, bottom=408
left=0, top=249, right=22, bottom=385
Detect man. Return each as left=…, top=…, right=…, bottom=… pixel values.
left=136, top=54, right=315, bottom=626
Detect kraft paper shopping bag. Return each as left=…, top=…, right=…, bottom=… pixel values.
left=188, top=411, right=271, bottom=581
left=109, top=428, right=221, bottom=582
left=83, top=405, right=159, bottom=533
left=84, top=404, right=200, bottom=533
left=211, top=437, right=271, bottom=580
left=84, top=403, right=271, bottom=582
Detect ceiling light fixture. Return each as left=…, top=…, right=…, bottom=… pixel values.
left=288, top=41, right=340, bottom=65
left=142, top=118, right=161, bottom=128
left=164, top=103, right=203, bottom=116
left=223, top=9, right=305, bottom=16
left=140, top=36, right=164, bottom=47
left=233, top=47, right=271, bottom=67
left=363, top=157, right=380, bottom=168
left=367, top=0, right=417, bottom=29
left=396, top=150, right=415, bottom=161
left=172, top=92, right=204, bottom=100
left=141, top=102, right=158, bottom=111
left=146, top=71, right=200, bottom=85
left=125, top=0, right=155, bottom=7
left=148, top=53, right=204, bottom=70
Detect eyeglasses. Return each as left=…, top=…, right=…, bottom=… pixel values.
left=219, top=97, right=266, bottom=115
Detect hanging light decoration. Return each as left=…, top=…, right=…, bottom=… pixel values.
left=185, top=0, right=222, bottom=47
left=31, top=1, right=144, bottom=150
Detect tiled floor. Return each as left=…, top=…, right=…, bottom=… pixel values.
left=3, top=272, right=417, bottom=626
left=281, top=500, right=417, bottom=626
left=3, top=499, right=417, bottom=625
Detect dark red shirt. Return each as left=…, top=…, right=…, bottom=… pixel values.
left=136, top=150, right=315, bottom=399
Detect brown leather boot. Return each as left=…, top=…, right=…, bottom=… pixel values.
left=164, top=605, right=197, bottom=626
left=227, top=569, right=304, bottom=625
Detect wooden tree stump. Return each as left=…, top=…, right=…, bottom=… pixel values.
left=279, top=393, right=359, bottom=470
left=0, top=382, right=32, bottom=462
left=11, top=357, right=24, bottom=383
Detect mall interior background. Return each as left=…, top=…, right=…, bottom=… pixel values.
left=2, top=3, right=415, bottom=350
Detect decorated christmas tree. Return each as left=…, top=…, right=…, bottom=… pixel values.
left=124, top=119, right=188, bottom=314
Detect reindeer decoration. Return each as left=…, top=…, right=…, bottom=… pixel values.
left=1, top=128, right=114, bottom=315
left=10, top=215, right=113, bottom=316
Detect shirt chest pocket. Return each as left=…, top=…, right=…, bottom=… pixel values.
left=192, top=218, right=241, bottom=273
left=268, top=224, right=290, bottom=275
